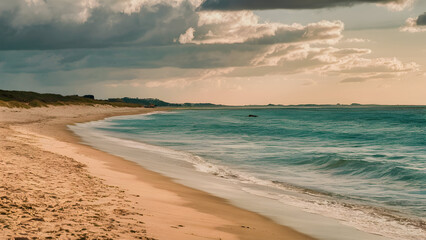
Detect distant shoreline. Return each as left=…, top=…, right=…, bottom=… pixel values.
left=2, top=88, right=425, bottom=109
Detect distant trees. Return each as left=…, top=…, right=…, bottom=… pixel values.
left=83, top=95, right=95, bottom=100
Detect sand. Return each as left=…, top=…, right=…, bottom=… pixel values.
left=0, top=105, right=314, bottom=240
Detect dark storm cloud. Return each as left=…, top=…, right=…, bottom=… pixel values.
left=0, top=2, right=198, bottom=50
left=416, top=12, right=426, bottom=26
left=199, top=0, right=409, bottom=11
left=0, top=44, right=263, bottom=74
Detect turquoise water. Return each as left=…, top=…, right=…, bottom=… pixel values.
left=83, top=107, right=426, bottom=239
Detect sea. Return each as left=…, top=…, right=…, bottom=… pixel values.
left=70, top=107, right=425, bottom=240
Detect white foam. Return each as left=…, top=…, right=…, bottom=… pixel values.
left=70, top=118, right=425, bottom=240
left=242, top=187, right=424, bottom=240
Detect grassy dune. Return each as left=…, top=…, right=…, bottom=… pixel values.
left=0, top=90, right=141, bottom=108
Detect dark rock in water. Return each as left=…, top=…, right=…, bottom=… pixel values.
left=248, top=115, right=258, bottom=117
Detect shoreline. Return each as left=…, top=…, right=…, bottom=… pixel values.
left=0, top=105, right=314, bottom=240
left=72, top=109, right=421, bottom=240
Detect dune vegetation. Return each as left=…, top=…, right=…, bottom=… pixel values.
left=0, top=90, right=141, bottom=108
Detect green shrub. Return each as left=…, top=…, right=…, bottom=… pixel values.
left=6, top=101, right=30, bottom=108
left=0, top=89, right=142, bottom=108
left=28, top=100, right=48, bottom=107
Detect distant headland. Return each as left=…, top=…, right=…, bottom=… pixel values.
left=1, top=89, right=424, bottom=109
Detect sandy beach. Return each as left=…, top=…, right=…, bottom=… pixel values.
left=0, top=105, right=314, bottom=240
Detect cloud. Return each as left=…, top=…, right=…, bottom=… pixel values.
left=341, top=73, right=397, bottom=83
left=178, top=11, right=343, bottom=45
left=0, top=0, right=199, bottom=50
left=416, top=12, right=426, bottom=25
left=0, top=0, right=203, bottom=27
left=341, top=77, right=368, bottom=83
left=178, top=28, right=196, bottom=44
left=0, top=44, right=267, bottom=75
left=377, top=0, right=414, bottom=11
left=400, top=13, right=426, bottom=32
left=344, top=38, right=370, bottom=43
left=0, top=9, right=346, bottom=72
left=198, top=0, right=413, bottom=11
left=0, top=0, right=421, bottom=95
left=220, top=44, right=419, bottom=84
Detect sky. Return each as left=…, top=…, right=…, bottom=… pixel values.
left=0, top=0, right=425, bottom=105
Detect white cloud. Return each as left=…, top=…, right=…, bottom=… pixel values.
left=400, top=16, right=426, bottom=33
left=179, top=11, right=343, bottom=45
left=0, top=0, right=102, bottom=27
left=178, top=27, right=196, bottom=44
left=179, top=11, right=278, bottom=44
left=377, top=0, right=414, bottom=11
left=0, top=0, right=203, bottom=27
left=221, top=44, right=419, bottom=84
left=0, top=0, right=200, bottom=50
left=344, top=38, right=370, bottom=43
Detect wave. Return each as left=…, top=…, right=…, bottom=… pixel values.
left=290, top=153, right=425, bottom=185
left=70, top=108, right=426, bottom=240
left=72, top=123, right=425, bottom=240
left=190, top=155, right=426, bottom=240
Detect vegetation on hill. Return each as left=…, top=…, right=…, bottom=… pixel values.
left=0, top=89, right=222, bottom=109
left=108, top=97, right=222, bottom=107
left=2, top=89, right=413, bottom=109
left=0, top=90, right=141, bottom=108
left=108, top=97, right=179, bottom=107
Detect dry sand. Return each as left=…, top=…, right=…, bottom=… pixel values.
left=0, top=105, right=314, bottom=240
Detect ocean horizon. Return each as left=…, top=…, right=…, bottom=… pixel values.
left=70, top=107, right=425, bottom=240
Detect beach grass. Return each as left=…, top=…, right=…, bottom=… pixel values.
left=0, top=89, right=142, bottom=108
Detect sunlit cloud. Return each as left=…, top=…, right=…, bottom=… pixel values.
left=216, top=45, right=419, bottom=85
left=377, top=0, right=414, bottom=11
left=0, top=0, right=200, bottom=50
left=344, top=38, right=371, bottom=43
left=401, top=12, right=426, bottom=32
left=178, top=11, right=343, bottom=45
